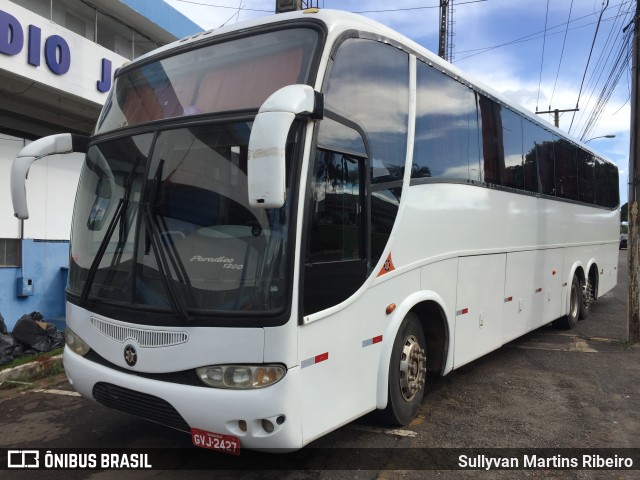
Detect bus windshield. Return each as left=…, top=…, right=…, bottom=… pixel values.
left=95, top=27, right=319, bottom=134
left=65, top=26, right=321, bottom=323
left=68, top=121, right=295, bottom=320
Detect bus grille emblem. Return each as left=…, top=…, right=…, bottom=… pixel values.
left=124, top=344, right=137, bottom=367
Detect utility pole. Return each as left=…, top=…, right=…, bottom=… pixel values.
left=275, top=0, right=317, bottom=12
left=438, top=0, right=450, bottom=60
left=628, top=0, right=640, bottom=343
left=534, top=107, right=579, bottom=129
left=275, top=0, right=301, bottom=13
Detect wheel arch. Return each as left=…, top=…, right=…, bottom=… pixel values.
left=565, top=262, right=585, bottom=316
left=586, top=260, right=600, bottom=300
left=375, top=291, right=451, bottom=410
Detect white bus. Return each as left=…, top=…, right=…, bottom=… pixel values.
left=11, top=9, right=619, bottom=453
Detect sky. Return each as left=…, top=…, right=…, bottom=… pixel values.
left=164, top=0, right=635, bottom=204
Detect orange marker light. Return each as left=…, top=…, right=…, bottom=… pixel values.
left=386, top=303, right=396, bottom=315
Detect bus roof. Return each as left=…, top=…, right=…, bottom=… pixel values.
left=129, top=8, right=614, bottom=166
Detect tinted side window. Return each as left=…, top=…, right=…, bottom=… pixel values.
left=555, top=139, right=578, bottom=200
left=577, top=150, right=595, bottom=204
left=324, top=39, right=408, bottom=185
left=479, top=96, right=502, bottom=185
left=413, top=61, right=481, bottom=181
left=606, top=162, right=620, bottom=208
left=307, top=150, right=363, bottom=263
left=594, top=158, right=607, bottom=206
left=501, top=108, right=524, bottom=190
left=537, top=133, right=556, bottom=196
left=304, top=120, right=368, bottom=315
left=522, top=120, right=540, bottom=193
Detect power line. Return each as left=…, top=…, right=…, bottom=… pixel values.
left=171, top=0, right=271, bottom=12
left=573, top=0, right=632, bottom=135
left=550, top=0, right=574, bottom=108
left=578, top=25, right=633, bottom=140
left=352, top=0, right=487, bottom=14
left=536, top=0, right=550, bottom=110
left=170, top=0, right=488, bottom=14
left=568, top=0, right=610, bottom=133
left=456, top=1, right=633, bottom=61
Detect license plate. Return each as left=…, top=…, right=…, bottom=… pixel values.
left=191, top=428, right=241, bottom=455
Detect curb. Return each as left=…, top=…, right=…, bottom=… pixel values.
left=0, top=355, right=63, bottom=383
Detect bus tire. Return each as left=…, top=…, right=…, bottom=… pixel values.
left=382, top=312, right=427, bottom=426
left=558, top=275, right=582, bottom=329
left=580, top=279, right=594, bottom=319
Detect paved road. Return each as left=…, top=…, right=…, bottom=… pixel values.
left=1, top=253, right=638, bottom=479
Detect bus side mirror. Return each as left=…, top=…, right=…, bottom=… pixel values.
left=11, top=133, right=88, bottom=219
left=248, top=84, right=323, bottom=208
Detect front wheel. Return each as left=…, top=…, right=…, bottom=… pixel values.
left=382, top=313, right=427, bottom=426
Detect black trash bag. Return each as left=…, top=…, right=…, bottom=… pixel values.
left=0, top=313, right=7, bottom=334
left=49, top=330, right=65, bottom=350
left=0, top=332, right=18, bottom=364
left=12, top=312, right=58, bottom=353
left=0, top=355, right=13, bottom=366
left=12, top=345, right=37, bottom=358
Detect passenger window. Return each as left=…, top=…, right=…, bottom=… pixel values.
left=577, top=150, right=595, bottom=204
left=594, top=159, right=619, bottom=208
left=554, top=139, right=578, bottom=200
left=479, top=96, right=502, bottom=185
left=537, top=132, right=556, bottom=196
left=522, top=120, right=540, bottom=193
left=414, top=61, right=481, bottom=181
left=501, top=109, right=524, bottom=190
left=478, top=98, right=525, bottom=189
left=306, top=150, right=363, bottom=263
left=324, top=39, right=408, bottom=185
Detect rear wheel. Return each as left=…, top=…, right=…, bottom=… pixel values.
left=382, top=313, right=427, bottom=426
left=580, top=278, right=594, bottom=319
left=558, top=275, right=582, bottom=329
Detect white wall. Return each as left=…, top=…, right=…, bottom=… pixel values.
left=0, top=135, right=25, bottom=238
left=0, top=134, right=83, bottom=240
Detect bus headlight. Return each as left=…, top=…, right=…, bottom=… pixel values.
left=65, top=327, right=90, bottom=356
left=196, top=365, right=286, bottom=389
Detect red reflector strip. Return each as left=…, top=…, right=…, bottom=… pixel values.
left=302, top=352, right=329, bottom=369
left=504, top=296, right=513, bottom=303
left=362, top=335, right=384, bottom=347
left=535, top=288, right=543, bottom=293
left=456, top=308, right=469, bottom=316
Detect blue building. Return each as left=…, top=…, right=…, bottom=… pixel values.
left=0, top=0, right=201, bottom=330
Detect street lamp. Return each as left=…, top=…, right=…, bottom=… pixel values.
left=584, top=134, right=616, bottom=143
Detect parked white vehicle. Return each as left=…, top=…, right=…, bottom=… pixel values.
left=11, top=9, right=619, bottom=453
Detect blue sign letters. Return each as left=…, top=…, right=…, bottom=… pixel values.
left=0, top=8, right=113, bottom=93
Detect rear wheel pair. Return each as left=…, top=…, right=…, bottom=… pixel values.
left=558, top=274, right=592, bottom=329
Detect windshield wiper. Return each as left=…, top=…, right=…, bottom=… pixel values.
left=80, top=156, right=141, bottom=305
left=142, top=202, right=191, bottom=322
left=141, top=159, right=191, bottom=322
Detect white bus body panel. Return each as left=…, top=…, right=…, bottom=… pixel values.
left=454, top=254, right=507, bottom=367
left=67, top=303, right=265, bottom=372
left=64, top=349, right=305, bottom=450
left=298, top=269, right=420, bottom=444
